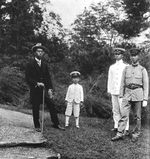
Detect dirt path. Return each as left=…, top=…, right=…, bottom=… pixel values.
left=0, top=107, right=60, bottom=159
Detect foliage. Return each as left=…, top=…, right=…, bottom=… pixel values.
left=0, top=66, right=28, bottom=107
left=49, top=59, right=112, bottom=118
left=0, top=0, right=42, bottom=55
left=84, top=94, right=111, bottom=118
left=112, top=0, right=150, bottom=38
left=70, top=42, right=114, bottom=76
left=0, top=0, right=149, bottom=122
left=70, top=1, right=133, bottom=77
left=71, top=1, right=125, bottom=46
left=0, top=0, right=64, bottom=56
left=70, top=7, right=116, bottom=76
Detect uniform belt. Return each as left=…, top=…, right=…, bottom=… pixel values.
left=126, top=84, right=142, bottom=90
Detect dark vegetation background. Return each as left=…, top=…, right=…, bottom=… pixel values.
left=0, top=1, right=150, bottom=158
left=0, top=0, right=149, bottom=122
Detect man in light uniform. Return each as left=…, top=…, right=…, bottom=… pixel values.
left=107, top=48, right=129, bottom=134
left=111, top=48, right=149, bottom=142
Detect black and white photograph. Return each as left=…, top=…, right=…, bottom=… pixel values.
left=0, top=0, right=150, bottom=158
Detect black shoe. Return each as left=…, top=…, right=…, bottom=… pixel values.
left=111, top=135, right=124, bottom=141
left=131, top=134, right=138, bottom=142
left=53, top=125, right=65, bottom=131
left=111, top=128, right=118, bottom=132
left=35, top=128, right=41, bottom=132
left=124, top=130, right=130, bottom=136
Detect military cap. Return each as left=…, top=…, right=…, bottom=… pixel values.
left=113, top=47, right=125, bottom=54
left=70, top=71, right=81, bottom=78
left=129, top=48, right=141, bottom=56
left=31, top=43, right=46, bottom=52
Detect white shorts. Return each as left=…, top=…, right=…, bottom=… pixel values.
left=65, top=101, right=80, bottom=117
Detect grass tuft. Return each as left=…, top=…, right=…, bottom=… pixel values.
left=43, top=112, right=150, bottom=159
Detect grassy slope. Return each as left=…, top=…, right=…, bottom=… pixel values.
left=43, top=112, right=150, bottom=159
left=0, top=103, right=149, bottom=159
left=44, top=62, right=150, bottom=159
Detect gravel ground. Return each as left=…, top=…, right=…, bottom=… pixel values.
left=0, top=107, right=59, bottom=159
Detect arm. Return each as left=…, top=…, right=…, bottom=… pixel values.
left=80, top=86, right=84, bottom=102
left=25, top=62, right=37, bottom=87
left=44, top=63, right=54, bottom=98
left=107, top=66, right=112, bottom=94
left=45, top=63, right=53, bottom=90
left=142, top=68, right=149, bottom=101
left=65, top=86, right=71, bottom=102
left=119, top=66, right=127, bottom=98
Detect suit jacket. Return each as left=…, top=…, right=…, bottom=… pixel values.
left=25, top=58, right=53, bottom=104
left=65, top=83, right=84, bottom=104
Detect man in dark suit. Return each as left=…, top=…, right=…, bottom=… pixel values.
left=25, top=43, right=65, bottom=132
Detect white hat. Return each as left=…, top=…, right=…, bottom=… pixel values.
left=31, top=43, right=46, bottom=52
left=113, top=47, right=125, bottom=54
left=70, top=71, right=81, bottom=78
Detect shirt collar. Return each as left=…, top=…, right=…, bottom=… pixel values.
left=73, top=83, right=78, bottom=85
left=35, top=57, right=41, bottom=63
left=132, top=62, right=139, bottom=67
left=116, top=59, right=123, bottom=64
left=35, top=57, right=41, bottom=66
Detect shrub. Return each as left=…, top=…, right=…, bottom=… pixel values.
left=0, top=66, right=29, bottom=107
left=52, top=82, right=67, bottom=114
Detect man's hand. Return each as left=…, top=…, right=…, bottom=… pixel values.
left=37, top=82, right=45, bottom=88
left=48, top=89, right=53, bottom=99
left=143, top=100, right=147, bottom=107
left=80, top=102, right=84, bottom=109
left=80, top=102, right=84, bottom=107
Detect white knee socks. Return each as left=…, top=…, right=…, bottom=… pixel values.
left=65, top=116, right=70, bottom=126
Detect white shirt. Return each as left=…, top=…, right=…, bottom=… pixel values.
left=35, top=57, right=41, bottom=67
left=65, top=83, right=84, bottom=103
left=107, top=59, right=128, bottom=95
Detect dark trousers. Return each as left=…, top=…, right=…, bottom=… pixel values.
left=32, top=94, right=59, bottom=128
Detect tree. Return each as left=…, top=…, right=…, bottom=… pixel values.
left=0, top=0, right=44, bottom=55
left=69, top=2, right=125, bottom=76
left=0, top=0, right=65, bottom=56
left=112, top=0, right=150, bottom=38
left=35, top=0, right=65, bottom=39
left=71, top=0, right=129, bottom=48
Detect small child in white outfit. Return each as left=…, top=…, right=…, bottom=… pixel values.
left=65, top=71, right=84, bottom=128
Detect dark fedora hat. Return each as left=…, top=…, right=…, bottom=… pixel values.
left=31, top=43, right=46, bottom=52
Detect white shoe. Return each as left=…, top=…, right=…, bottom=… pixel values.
left=76, top=125, right=80, bottom=129
left=65, top=124, right=69, bottom=127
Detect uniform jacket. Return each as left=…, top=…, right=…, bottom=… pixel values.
left=120, top=63, right=149, bottom=101
left=25, top=58, right=53, bottom=104
left=65, top=83, right=84, bottom=104
left=107, top=59, right=128, bottom=95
